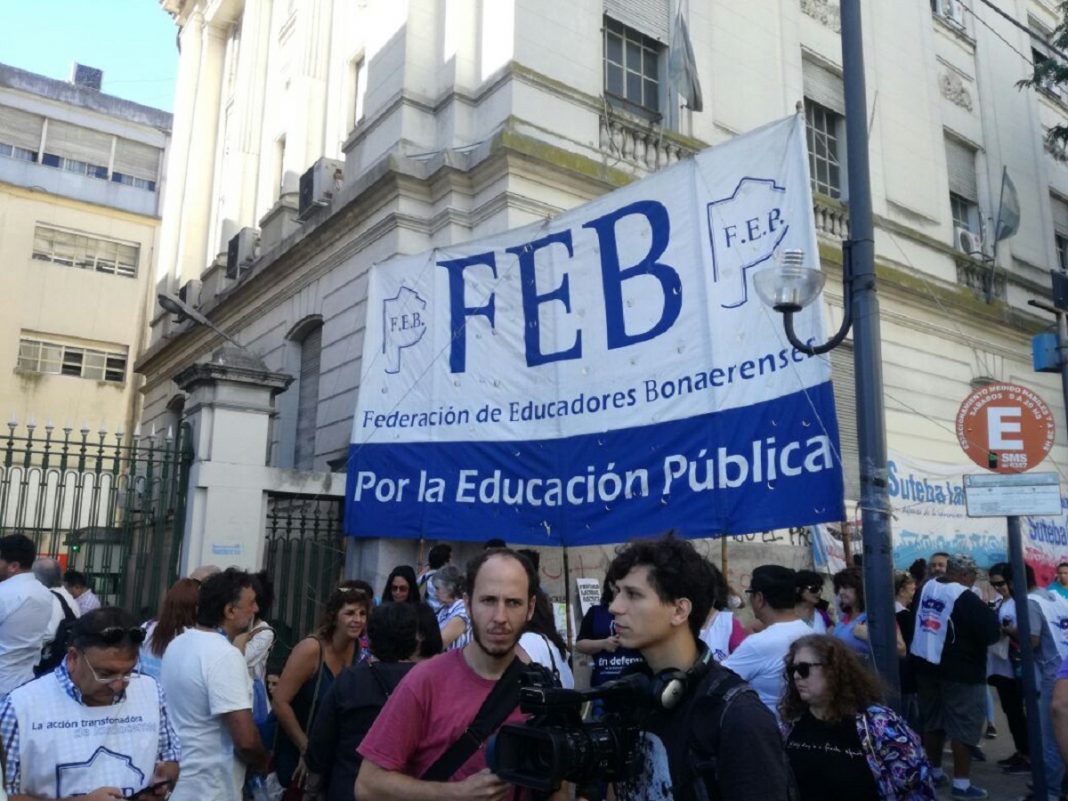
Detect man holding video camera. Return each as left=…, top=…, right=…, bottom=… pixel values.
left=356, top=548, right=568, bottom=801
left=603, top=533, right=793, bottom=801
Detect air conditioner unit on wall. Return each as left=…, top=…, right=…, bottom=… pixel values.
left=955, top=226, right=984, bottom=257
left=226, top=227, right=260, bottom=280
left=177, top=279, right=202, bottom=309
left=298, top=158, right=344, bottom=221
left=939, top=0, right=966, bottom=27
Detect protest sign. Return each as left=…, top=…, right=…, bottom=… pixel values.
left=346, top=114, right=843, bottom=545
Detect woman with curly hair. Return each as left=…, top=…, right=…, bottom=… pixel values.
left=781, top=634, right=935, bottom=801
left=272, top=581, right=372, bottom=789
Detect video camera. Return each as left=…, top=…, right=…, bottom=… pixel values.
left=486, top=669, right=652, bottom=793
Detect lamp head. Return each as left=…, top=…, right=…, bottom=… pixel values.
left=157, top=292, right=187, bottom=318
left=753, top=249, right=826, bottom=313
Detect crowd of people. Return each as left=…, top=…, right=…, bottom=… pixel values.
left=5, top=528, right=1068, bottom=799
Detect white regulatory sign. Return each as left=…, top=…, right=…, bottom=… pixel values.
left=964, top=472, right=1062, bottom=517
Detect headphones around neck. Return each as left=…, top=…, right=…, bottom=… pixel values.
left=649, top=645, right=715, bottom=710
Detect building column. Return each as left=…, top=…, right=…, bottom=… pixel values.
left=175, top=349, right=292, bottom=574
left=174, top=15, right=227, bottom=283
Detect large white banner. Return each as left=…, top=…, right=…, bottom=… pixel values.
left=884, top=451, right=1067, bottom=584
left=345, top=114, right=844, bottom=545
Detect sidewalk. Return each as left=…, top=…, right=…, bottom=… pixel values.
left=941, top=705, right=1042, bottom=801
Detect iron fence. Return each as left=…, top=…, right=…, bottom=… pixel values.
left=263, top=493, right=345, bottom=673
left=0, top=422, right=193, bottom=616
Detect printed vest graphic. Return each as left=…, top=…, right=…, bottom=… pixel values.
left=910, top=580, right=967, bottom=664
left=11, top=673, right=160, bottom=796
left=1030, top=590, right=1068, bottom=659
left=381, top=286, right=427, bottom=373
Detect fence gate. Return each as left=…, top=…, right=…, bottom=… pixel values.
left=0, top=423, right=193, bottom=618
left=263, top=493, right=345, bottom=672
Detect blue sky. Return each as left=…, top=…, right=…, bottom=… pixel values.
left=0, top=0, right=178, bottom=111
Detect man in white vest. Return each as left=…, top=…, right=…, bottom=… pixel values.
left=161, top=567, right=269, bottom=801
left=910, top=555, right=999, bottom=799
left=0, top=607, right=180, bottom=800
left=1020, top=564, right=1068, bottom=801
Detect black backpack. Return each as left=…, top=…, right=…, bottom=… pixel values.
left=35, top=590, right=77, bottom=676
left=680, top=668, right=800, bottom=801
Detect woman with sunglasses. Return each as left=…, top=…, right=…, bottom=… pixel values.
left=379, top=565, right=420, bottom=608
left=781, top=634, right=935, bottom=801
left=272, top=581, right=371, bottom=791
left=795, top=569, right=831, bottom=634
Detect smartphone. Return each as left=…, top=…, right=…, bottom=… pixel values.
left=129, top=780, right=175, bottom=799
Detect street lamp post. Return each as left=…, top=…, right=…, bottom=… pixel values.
left=754, top=0, right=900, bottom=705
left=839, top=0, right=899, bottom=709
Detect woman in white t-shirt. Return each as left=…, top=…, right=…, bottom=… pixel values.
left=517, top=590, right=574, bottom=688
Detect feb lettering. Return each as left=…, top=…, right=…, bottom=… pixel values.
left=438, top=200, right=681, bottom=372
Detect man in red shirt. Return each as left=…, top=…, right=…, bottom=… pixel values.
left=356, top=548, right=567, bottom=801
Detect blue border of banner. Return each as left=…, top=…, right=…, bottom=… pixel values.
left=345, top=381, right=844, bottom=546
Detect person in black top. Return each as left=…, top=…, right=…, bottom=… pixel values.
left=604, top=532, right=792, bottom=801
left=574, top=580, right=644, bottom=691
left=304, top=601, right=441, bottom=801
left=782, top=634, right=934, bottom=801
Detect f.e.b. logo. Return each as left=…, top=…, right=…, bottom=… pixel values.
left=707, top=178, right=789, bottom=309
left=382, top=285, right=428, bottom=374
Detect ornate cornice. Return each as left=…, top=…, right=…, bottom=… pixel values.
left=801, top=0, right=841, bottom=33
left=939, top=70, right=973, bottom=111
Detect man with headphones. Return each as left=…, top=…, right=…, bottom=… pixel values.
left=605, top=533, right=793, bottom=801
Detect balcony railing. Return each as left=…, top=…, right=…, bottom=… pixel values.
left=813, top=194, right=849, bottom=240
left=599, top=114, right=694, bottom=172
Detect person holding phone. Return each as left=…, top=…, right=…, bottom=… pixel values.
left=0, top=607, right=181, bottom=799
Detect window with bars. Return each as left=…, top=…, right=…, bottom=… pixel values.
left=40, top=152, right=109, bottom=179
left=352, top=57, right=367, bottom=128
left=32, top=225, right=139, bottom=278
left=950, top=192, right=978, bottom=233
left=805, top=99, right=844, bottom=199
left=111, top=172, right=157, bottom=191
left=0, top=104, right=160, bottom=192
left=1053, top=196, right=1068, bottom=271
left=1031, top=23, right=1064, bottom=100
left=945, top=136, right=979, bottom=234
left=0, top=142, right=37, bottom=162
left=294, top=324, right=323, bottom=470
left=17, top=337, right=127, bottom=383
left=603, top=16, right=663, bottom=117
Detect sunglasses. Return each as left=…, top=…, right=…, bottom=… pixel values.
left=990, top=580, right=1007, bottom=587
left=787, top=660, right=824, bottom=679
left=84, top=626, right=146, bottom=647
left=337, top=587, right=370, bottom=598
left=804, top=585, right=822, bottom=594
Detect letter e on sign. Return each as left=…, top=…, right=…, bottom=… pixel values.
left=955, top=382, right=1055, bottom=473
